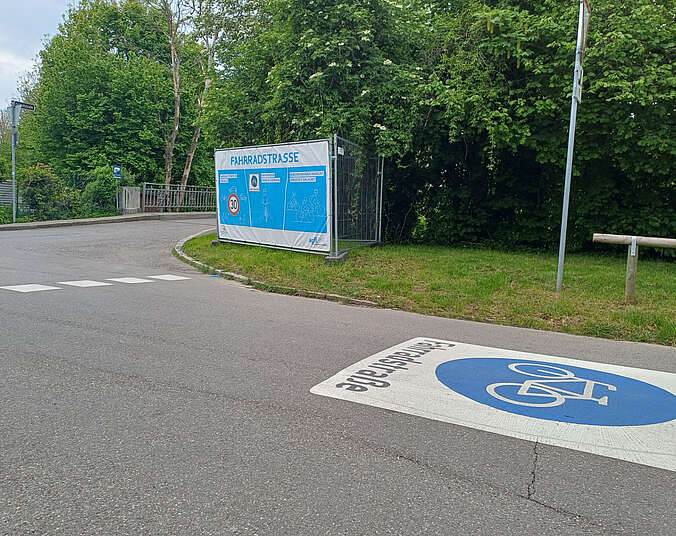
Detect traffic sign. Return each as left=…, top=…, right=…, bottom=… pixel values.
left=113, top=165, right=122, bottom=179
left=227, top=193, right=240, bottom=215
left=9, top=101, right=35, bottom=125
left=249, top=173, right=260, bottom=192
left=311, top=338, right=676, bottom=471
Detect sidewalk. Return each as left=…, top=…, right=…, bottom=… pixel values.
left=0, top=212, right=215, bottom=231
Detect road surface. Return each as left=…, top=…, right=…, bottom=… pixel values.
left=1, top=218, right=674, bottom=535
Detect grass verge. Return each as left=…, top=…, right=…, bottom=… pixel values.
left=182, top=234, right=676, bottom=346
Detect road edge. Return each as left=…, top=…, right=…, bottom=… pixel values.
left=0, top=212, right=217, bottom=231
left=173, top=231, right=378, bottom=308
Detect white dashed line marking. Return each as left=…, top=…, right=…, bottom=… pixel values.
left=0, top=284, right=62, bottom=293
left=0, top=275, right=192, bottom=295
left=148, top=274, right=191, bottom=281
left=59, top=280, right=114, bottom=287
left=106, top=277, right=156, bottom=284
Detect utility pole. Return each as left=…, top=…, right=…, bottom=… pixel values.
left=8, top=100, right=35, bottom=223
left=556, top=0, right=591, bottom=292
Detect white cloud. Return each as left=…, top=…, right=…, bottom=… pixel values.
left=0, top=50, right=34, bottom=106
left=0, top=50, right=33, bottom=74
left=0, top=0, right=71, bottom=106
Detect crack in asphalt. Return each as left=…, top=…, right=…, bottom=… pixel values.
left=527, top=439, right=539, bottom=500
left=5, top=343, right=631, bottom=534
left=392, top=444, right=625, bottom=534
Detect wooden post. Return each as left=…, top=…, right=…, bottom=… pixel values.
left=592, top=233, right=675, bottom=303
left=625, top=237, right=638, bottom=303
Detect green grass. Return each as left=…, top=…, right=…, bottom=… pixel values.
left=183, top=234, right=676, bottom=346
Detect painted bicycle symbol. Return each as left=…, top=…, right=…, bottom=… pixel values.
left=486, top=362, right=617, bottom=408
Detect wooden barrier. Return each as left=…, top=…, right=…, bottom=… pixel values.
left=592, top=234, right=676, bottom=303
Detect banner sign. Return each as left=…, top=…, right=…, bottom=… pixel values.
left=215, top=140, right=331, bottom=253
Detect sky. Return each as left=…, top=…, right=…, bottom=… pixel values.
left=0, top=1, right=73, bottom=108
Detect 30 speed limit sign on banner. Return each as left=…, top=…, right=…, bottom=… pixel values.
left=227, top=193, right=240, bottom=216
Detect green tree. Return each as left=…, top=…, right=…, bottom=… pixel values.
left=20, top=0, right=202, bottom=184
left=203, top=0, right=426, bottom=155
left=414, top=0, right=675, bottom=249
left=13, top=0, right=674, bottom=249
left=0, top=110, right=11, bottom=181
left=176, top=0, right=259, bottom=204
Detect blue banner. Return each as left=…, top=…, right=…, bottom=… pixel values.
left=215, top=141, right=331, bottom=252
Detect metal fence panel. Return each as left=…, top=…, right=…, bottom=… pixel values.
left=0, top=182, right=11, bottom=205
left=142, top=183, right=216, bottom=212
left=117, top=187, right=141, bottom=214
left=331, top=136, right=384, bottom=255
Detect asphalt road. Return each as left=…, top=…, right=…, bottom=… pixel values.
left=1, top=218, right=674, bottom=535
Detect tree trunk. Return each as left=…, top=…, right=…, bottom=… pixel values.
left=161, top=1, right=181, bottom=211
left=164, top=56, right=180, bottom=188
left=177, top=73, right=211, bottom=210
left=177, top=122, right=201, bottom=209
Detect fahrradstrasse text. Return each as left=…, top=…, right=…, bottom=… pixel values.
left=336, top=339, right=454, bottom=392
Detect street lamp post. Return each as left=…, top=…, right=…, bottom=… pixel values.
left=8, top=100, right=35, bottom=223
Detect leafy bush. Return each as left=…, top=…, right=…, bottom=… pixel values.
left=18, top=163, right=69, bottom=220
left=13, top=163, right=132, bottom=222
left=82, top=166, right=121, bottom=214
left=0, top=205, right=11, bottom=224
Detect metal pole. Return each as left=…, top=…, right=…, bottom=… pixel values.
left=625, top=237, right=638, bottom=303
left=333, top=134, right=339, bottom=255
left=10, top=106, right=17, bottom=223
left=556, top=0, right=586, bottom=292
left=377, top=157, right=384, bottom=243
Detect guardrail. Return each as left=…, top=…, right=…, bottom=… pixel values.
left=142, top=183, right=216, bottom=212
left=592, top=233, right=676, bottom=303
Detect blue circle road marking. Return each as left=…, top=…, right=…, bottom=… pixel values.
left=435, top=358, right=676, bottom=426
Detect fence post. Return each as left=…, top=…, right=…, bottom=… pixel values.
left=141, top=183, right=146, bottom=212
left=377, top=157, right=384, bottom=244
left=333, top=134, right=339, bottom=256
left=593, top=233, right=676, bottom=303
left=626, top=237, right=638, bottom=303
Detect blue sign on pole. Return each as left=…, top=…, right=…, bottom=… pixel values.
left=113, top=165, right=122, bottom=179
left=435, top=358, right=676, bottom=426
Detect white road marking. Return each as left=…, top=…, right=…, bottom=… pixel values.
left=0, top=284, right=62, bottom=293
left=106, top=277, right=156, bottom=284
left=58, top=280, right=114, bottom=287
left=311, top=338, right=676, bottom=472
left=1, top=274, right=192, bottom=294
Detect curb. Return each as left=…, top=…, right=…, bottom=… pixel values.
left=0, top=212, right=216, bottom=231
left=174, top=231, right=378, bottom=308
